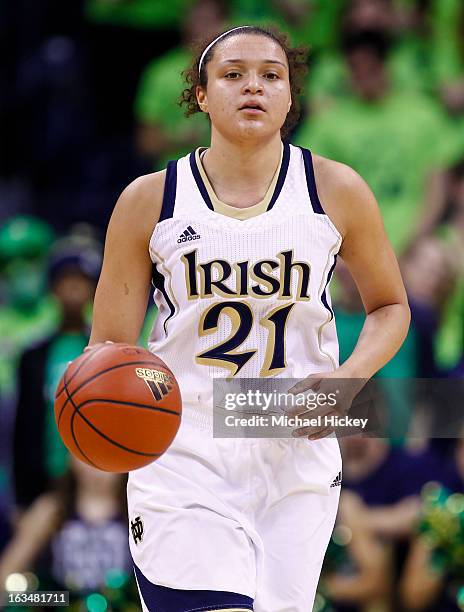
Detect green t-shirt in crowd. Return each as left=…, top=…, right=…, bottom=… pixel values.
left=434, top=225, right=464, bottom=370
left=336, top=308, right=418, bottom=378
left=43, top=333, right=89, bottom=480
left=85, top=0, right=192, bottom=29
left=295, top=91, right=461, bottom=253
left=134, top=47, right=210, bottom=169
left=0, top=297, right=59, bottom=399
left=392, top=0, right=463, bottom=92
left=336, top=307, right=418, bottom=442
left=308, top=0, right=463, bottom=111
left=230, top=0, right=344, bottom=50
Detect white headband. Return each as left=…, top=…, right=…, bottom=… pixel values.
left=198, top=26, right=253, bottom=77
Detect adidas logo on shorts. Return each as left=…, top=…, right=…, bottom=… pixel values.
left=331, top=471, right=342, bottom=487
left=177, top=226, right=201, bottom=243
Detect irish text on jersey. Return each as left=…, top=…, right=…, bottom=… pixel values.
left=181, top=249, right=311, bottom=301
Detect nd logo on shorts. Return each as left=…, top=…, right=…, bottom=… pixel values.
left=131, top=515, right=144, bottom=545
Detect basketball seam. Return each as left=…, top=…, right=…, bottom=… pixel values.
left=55, top=344, right=107, bottom=400
left=67, top=399, right=164, bottom=458
left=64, top=381, right=100, bottom=469
left=76, top=398, right=181, bottom=417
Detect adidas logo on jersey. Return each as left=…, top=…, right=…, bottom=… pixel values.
left=177, top=226, right=201, bottom=243
left=330, top=471, right=342, bottom=487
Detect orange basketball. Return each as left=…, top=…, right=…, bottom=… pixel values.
left=54, top=343, right=182, bottom=472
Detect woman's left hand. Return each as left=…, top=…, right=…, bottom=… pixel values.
left=286, top=371, right=365, bottom=440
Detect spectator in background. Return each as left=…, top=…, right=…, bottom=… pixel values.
left=443, top=161, right=464, bottom=375
left=0, top=216, right=55, bottom=555
left=307, top=0, right=396, bottom=114
left=399, top=434, right=464, bottom=611
left=134, top=0, right=228, bottom=169
left=229, top=0, right=345, bottom=52
left=296, top=23, right=458, bottom=255
left=336, top=259, right=418, bottom=379
left=307, top=0, right=464, bottom=112
left=0, top=456, right=134, bottom=610
left=320, top=491, right=392, bottom=612
left=334, top=259, right=418, bottom=441
left=13, top=232, right=102, bottom=512
left=447, top=161, right=464, bottom=244
left=402, top=236, right=461, bottom=376
left=340, top=437, right=423, bottom=538
left=0, top=217, right=58, bottom=404
left=404, top=158, right=464, bottom=374
left=391, top=0, right=463, bottom=95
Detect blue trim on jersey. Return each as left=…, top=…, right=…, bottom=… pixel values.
left=300, top=147, right=325, bottom=215
left=151, top=263, right=176, bottom=335
left=190, top=151, right=214, bottom=210
left=321, top=255, right=337, bottom=321
left=159, top=160, right=178, bottom=222
left=266, top=141, right=290, bottom=211
left=133, top=562, right=254, bottom=612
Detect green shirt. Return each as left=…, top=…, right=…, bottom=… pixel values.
left=230, top=0, right=344, bottom=50
left=336, top=307, right=418, bottom=378
left=308, top=0, right=464, bottom=111
left=295, top=91, right=460, bottom=253
left=85, top=0, right=192, bottom=29
left=43, top=334, right=89, bottom=479
left=393, top=0, right=463, bottom=92
left=0, top=297, right=59, bottom=398
left=134, top=47, right=209, bottom=169
left=336, top=307, right=418, bottom=443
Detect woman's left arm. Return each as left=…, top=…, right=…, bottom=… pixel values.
left=318, top=156, right=411, bottom=379
left=289, top=158, right=411, bottom=440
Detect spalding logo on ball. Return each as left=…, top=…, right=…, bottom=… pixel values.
left=54, top=343, right=182, bottom=473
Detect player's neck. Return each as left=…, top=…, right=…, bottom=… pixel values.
left=203, top=132, right=283, bottom=206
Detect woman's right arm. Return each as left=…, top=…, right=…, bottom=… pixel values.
left=89, top=171, right=165, bottom=346
left=399, top=537, right=444, bottom=611
left=0, top=494, right=59, bottom=586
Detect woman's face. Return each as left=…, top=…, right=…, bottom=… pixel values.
left=71, top=455, right=121, bottom=491
left=197, top=34, right=292, bottom=143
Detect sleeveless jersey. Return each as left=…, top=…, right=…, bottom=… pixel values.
left=148, top=143, right=342, bottom=411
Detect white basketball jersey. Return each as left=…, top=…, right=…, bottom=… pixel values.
left=148, top=143, right=342, bottom=411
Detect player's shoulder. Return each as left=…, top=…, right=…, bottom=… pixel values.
left=118, top=169, right=167, bottom=215
left=311, top=154, right=380, bottom=238
left=109, top=170, right=167, bottom=240
left=312, top=154, right=371, bottom=201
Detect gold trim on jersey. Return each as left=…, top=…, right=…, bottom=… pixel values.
left=195, top=145, right=283, bottom=220
left=316, top=236, right=342, bottom=370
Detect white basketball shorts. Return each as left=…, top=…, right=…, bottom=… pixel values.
left=127, top=406, right=341, bottom=611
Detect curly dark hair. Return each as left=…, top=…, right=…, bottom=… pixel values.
left=179, top=25, right=309, bottom=139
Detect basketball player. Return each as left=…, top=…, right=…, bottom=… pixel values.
left=89, top=26, right=410, bottom=612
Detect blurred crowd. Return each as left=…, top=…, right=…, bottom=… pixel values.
left=1, top=0, right=464, bottom=610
